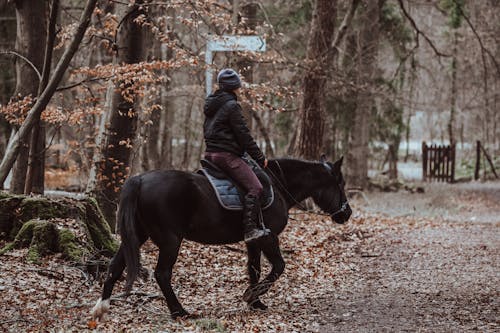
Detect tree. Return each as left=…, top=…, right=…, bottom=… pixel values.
left=9, top=0, right=48, bottom=194
left=25, top=0, right=59, bottom=194
left=346, top=0, right=383, bottom=188
left=442, top=0, right=464, bottom=145
left=295, top=0, right=338, bottom=160
left=93, top=2, right=147, bottom=227
left=0, top=5, right=16, bottom=161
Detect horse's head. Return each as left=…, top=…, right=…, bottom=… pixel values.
left=312, top=155, right=352, bottom=224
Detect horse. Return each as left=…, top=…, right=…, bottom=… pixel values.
left=91, top=155, right=352, bottom=320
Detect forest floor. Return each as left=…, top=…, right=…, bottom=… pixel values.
left=0, top=181, right=498, bottom=332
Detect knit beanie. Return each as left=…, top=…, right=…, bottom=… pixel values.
left=217, top=68, right=242, bottom=91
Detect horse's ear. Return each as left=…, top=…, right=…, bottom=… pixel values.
left=332, top=156, right=343, bottom=172
left=319, top=154, right=327, bottom=163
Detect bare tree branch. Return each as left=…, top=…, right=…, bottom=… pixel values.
left=454, top=1, right=500, bottom=76
left=331, top=0, right=361, bottom=54
left=0, top=51, right=42, bottom=82
left=250, top=108, right=275, bottom=158
left=397, top=0, right=451, bottom=58
left=56, top=76, right=114, bottom=91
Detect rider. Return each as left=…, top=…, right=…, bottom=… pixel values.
left=203, top=68, right=270, bottom=243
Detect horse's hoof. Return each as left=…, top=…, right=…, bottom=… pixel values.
left=249, top=299, right=268, bottom=311
left=243, top=287, right=254, bottom=302
left=243, top=283, right=268, bottom=302
left=91, top=298, right=110, bottom=321
left=171, top=309, right=191, bottom=320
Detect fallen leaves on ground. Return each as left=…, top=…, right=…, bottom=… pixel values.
left=0, top=198, right=497, bottom=332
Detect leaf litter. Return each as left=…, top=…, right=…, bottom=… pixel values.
left=0, top=187, right=498, bottom=332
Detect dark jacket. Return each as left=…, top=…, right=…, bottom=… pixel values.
left=203, top=90, right=266, bottom=166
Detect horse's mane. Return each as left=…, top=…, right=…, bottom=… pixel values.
left=268, top=157, right=331, bottom=188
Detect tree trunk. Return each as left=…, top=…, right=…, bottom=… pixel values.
left=346, top=0, right=382, bottom=188
left=25, top=0, right=59, bottom=195
left=182, top=100, right=194, bottom=167
left=0, top=193, right=118, bottom=262
left=140, top=5, right=173, bottom=171
left=96, top=3, right=146, bottom=228
left=159, top=94, right=174, bottom=169
left=236, top=2, right=260, bottom=129
left=158, top=7, right=175, bottom=170
left=0, top=7, right=16, bottom=163
left=448, top=31, right=458, bottom=145
left=9, top=0, right=48, bottom=194
left=85, top=4, right=116, bottom=193
left=295, top=0, right=338, bottom=160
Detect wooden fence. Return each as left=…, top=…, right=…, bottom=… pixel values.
left=422, top=142, right=455, bottom=182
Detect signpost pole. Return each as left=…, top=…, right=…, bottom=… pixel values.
left=205, top=35, right=266, bottom=96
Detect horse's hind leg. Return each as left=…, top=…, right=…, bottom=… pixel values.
left=92, top=244, right=126, bottom=320
left=243, top=234, right=285, bottom=302
left=245, top=243, right=268, bottom=310
left=154, top=235, right=188, bottom=319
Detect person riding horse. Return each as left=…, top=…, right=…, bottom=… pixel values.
left=91, top=70, right=352, bottom=322
left=203, top=68, right=270, bottom=243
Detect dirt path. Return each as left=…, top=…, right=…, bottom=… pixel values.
left=0, top=182, right=498, bottom=332
left=320, top=182, right=500, bottom=332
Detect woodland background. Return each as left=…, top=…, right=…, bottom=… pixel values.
left=0, top=0, right=499, bottom=223
left=0, top=1, right=499, bottom=331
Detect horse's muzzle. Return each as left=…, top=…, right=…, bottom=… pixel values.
left=331, top=202, right=352, bottom=224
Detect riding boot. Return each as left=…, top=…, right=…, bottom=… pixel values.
left=243, top=194, right=270, bottom=243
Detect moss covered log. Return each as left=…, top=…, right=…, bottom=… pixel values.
left=0, top=192, right=118, bottom=262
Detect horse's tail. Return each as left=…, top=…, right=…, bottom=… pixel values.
left=117, top=175, right=142, bottom=293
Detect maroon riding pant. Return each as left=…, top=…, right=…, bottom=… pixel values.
left=205, top=151, right=263, bottom=197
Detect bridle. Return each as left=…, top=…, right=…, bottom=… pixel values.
left=266, top=160, right=349, bottom=219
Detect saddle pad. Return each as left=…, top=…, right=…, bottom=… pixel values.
left=199, top=168, right=274, bottom=211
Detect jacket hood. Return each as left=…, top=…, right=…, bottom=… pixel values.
left=204, top=90, right=236, bottom=117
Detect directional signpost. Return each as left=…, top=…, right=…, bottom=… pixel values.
left=205, top=35, right=266, bottom=96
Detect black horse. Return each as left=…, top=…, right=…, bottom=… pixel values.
left=91, top=155, right=352, bottom=320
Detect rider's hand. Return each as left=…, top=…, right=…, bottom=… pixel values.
left=263, top=159, right=268, bottom=168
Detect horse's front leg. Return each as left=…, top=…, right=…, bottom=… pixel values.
left=243, top=234, right=285, bottom=303
left=246, top=243, right=268, bottom=310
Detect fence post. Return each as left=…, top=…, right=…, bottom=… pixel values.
left=450, top=143, right=455, bottom=183
left=422, top=141, right=427, bottom=181
left=432, top=144, right=437, bottom=180
left=475, top=140, right=481, bottom=180
left=443, top=145, right=451, bottom=182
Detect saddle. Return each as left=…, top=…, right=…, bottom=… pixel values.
left=198, top=157, right=274, bottom=211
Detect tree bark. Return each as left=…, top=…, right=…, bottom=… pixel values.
left=295, top=0, right=338, bottom=160
left=236, top=2, right=260, bottom=128
left=0, top=6, right=16, bottom=163
left=346, top=0, right=382, bottom=188
left=323, top=0, right=361, bottom=160
left=182, top=99, right=194, bottom=167
left=0, top=0, right=98, bottom=189
left=95, top=2, right=146, bottom=228
left=448, top=31, right=458, bottom=145
left=9, top=0, right=48, bottom=194
left=25, top=0, right=59, bottom=194
left=159, top=8, right=176, bottom=170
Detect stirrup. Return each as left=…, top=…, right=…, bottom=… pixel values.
left=244, top=228, right=270, bottom=243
